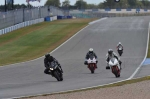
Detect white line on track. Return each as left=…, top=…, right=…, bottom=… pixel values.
left=127, top=22, right=150, bottom=80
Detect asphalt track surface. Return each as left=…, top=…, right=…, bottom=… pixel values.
left=0, top=16, right=149, bottom=99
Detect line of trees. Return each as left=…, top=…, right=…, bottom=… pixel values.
left=45, top=0, right=150, bottom=9
left=1, top=0, right=150, bottom=11
left=0, top=4, right=33, bottom=12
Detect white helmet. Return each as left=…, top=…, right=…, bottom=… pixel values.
left=89, top=48, right=93, bottom=52
left=119, top=42, right=121, bottom=44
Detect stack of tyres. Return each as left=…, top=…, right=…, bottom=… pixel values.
left=44, top=16, right=51, bottom=21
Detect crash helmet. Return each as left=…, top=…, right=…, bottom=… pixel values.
left=45, top=53, right=50, bottom=58
left=108, top=49, right=113, bottom=56
left=89, top=48, right=93, bottom=53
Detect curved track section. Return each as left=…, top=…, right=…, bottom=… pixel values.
left=0, top=16, right=149, bottom=99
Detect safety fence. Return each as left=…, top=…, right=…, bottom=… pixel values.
left=70, top=11, right=150, bottom=18
left=0, top=15, right=59, bottom=35
left=0, top=6, right=64, bottom=30
left=0, top=18, right=44, bottom=35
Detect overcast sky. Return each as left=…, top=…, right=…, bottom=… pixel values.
left=0, top=0, right=104, bottom=6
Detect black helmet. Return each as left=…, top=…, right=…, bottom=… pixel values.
left=45, top=53, right=50, bottom=58
left=45, top=53, right=54, bottom=62
left=108, top=49, right=113, bottom=55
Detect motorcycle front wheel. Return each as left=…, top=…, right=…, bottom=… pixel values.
left=54, top=71, right=62, bottom=81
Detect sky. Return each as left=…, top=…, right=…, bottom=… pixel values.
left=0, top=0, right=104, bottom=6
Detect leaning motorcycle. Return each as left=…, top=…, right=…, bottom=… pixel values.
left=48, top=62, right=63, bottom=81
left=117, top=46, right=123, bottom=56
left=106, top=58, right=121, bottom=78
left=87, top=56, right=97, bottom=74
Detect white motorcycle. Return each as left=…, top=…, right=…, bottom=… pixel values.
left=87, top=56, right=97, bottom=74
left=106, top=57, right=121, bottom=78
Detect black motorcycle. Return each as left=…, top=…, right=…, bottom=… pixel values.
left=117, top=46, right=123, bottom=56
left=48, top=62, right=63, bottom=81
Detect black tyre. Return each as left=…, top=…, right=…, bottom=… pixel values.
left=60, top=73, right=63, bottom=81
left=60, top=76, right=63, bottom=81
left=118, top=50, right=123, bottom=56
left=106, top=66, right=110, bottom=69
left=54, top=71, right=61, bottom=81
left=113, top=68, right=118, bottom=78
left=113, top=67, right=120, bottom=78
left=90, top=66, right=94, bottom=74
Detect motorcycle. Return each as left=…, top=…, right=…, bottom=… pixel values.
left=87, top=56, right=97, bottom=74
left=117, top=46, right=123, bottom=56
left=106, top=57, right=121, bottom=78
left=48, top=62, right=63, bottom=81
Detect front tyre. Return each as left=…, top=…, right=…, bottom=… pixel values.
left=112, top=67, right=120, bottom=78
left=54, top=71, right=62, bottom=81
left=89, top=65, right=95, bottom=74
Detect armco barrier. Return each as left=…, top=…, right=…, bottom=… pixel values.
left=67, top=16, right=72, bottom=19
left=0, top=30, right=1, bottom=35
left=53, top=16, right=57, bottom=20
left=57, top=16, right=66, bottom=19
left=116, top=8, right=121, bottom=11
left=45, top=16, right=51, bottom=21
left=0, top=18, right=44, bottom=35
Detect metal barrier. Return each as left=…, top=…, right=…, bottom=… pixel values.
left=0, top=18, right=44, bottom=35
left=0, top=6, right=64, bottom=30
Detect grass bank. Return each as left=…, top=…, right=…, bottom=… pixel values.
left=0, top=18, right=96, bottom=66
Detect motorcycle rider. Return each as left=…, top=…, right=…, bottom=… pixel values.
left=84, top=48, right=98, bottom=68
left=44, top=53, right=63, bottom=75
left=117, top=42, right=123, bottom=51
left=106, top=49, right=122, bottom=69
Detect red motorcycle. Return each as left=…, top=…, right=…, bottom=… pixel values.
left=87, top=56, right=97, bottom=74
left=108, top=58, right=121, bottom=78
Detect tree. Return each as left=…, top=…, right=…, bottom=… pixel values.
left=127, top=0, right=137, bottom=8
left=62, top=0, right=70, bottom=7
left=98, top=2, right=104, bottom=8
left=45, top=0, right=60, bottom=7
left=87, top=4, right=98, bottom=9
left=141, top=0, right=149, bottom=8
left=136, top=0, right=143, bottom=8
left=115, top=0, right=128, bottom=8
left=102, top=0, right=116, bottom=8
left=75, top=0, right=87, bottom=9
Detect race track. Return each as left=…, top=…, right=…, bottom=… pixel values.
left=0, top=16, right=149, bottom=99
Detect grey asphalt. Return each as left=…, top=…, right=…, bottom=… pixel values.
left=0, top=16, right=149, bottom=99
left=134, top=64, right=150, bottom=78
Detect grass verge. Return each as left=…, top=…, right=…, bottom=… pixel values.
left=0, top=18, right=96, bottom=66
left=19, top=75, right=150, bottom=99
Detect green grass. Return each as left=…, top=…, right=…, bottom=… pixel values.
left=0, top=18, right=96, bottom=66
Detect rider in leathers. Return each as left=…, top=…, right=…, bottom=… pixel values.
left=44, top=53, right=63, bottom=75
left=117, top=42, right=123, bottom=51
left=84, top=48, right=98, bottom=68
left=106, top=49, right=122, bottom=69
